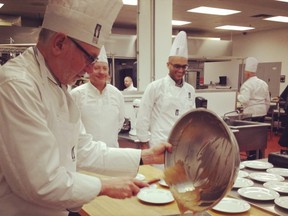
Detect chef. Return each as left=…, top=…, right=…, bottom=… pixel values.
left=0, top=0, right=171, bottom=215
left=136, top=31, right=195, bottom=167
left=70, top=46, right=125, bottom=148
left=237, top=57, right=270, bottom=122
left=237, top=56, right=270, bottom=159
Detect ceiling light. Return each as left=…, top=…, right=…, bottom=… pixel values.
left=215, top=25, right=255, bottom=31
left=187, top=6, right=241, bottom=16
left=264, top=16, right=288, bottom=23
left=0, top=21, right=11, bottom=26
left=0, top=3, right=4, bottom=8
left=276, top=0, right=288, bottom=2
left=122, top=0, right=137, bottom=5
left=172, top=20, right=191, bottom=26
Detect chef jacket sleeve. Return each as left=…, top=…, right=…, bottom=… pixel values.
left=265, top=89, right=271, bottom=113
left=0, top=78, right=101, bottom=210
left=135, top=83, right=155, bottom=142
left=118, top=92, right=125, bottom=132
left=76, top=130, right=141, bottom=177
left=237, top=82, right=250, bottom=106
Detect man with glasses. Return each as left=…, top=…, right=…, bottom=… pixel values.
left=136, top=31, right=195, bottom=168
left=0, top=0, right=171, bottom=215
left=68, top=36, right=99, bottom=66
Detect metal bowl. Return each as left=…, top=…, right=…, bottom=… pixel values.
left=164, top=108, right=240, bottom=214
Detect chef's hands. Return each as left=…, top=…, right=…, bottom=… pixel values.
left=141, top=142, right=172, bottom=165
left=99, top=177, right=148, bottom=199
left=98, top=143, right=172, bottom=199
left=138, top=141, right=149, bottom=149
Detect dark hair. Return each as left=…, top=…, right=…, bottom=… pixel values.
left=38, top=28, right=55, bottom=42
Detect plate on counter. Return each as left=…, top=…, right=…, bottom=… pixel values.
left=233, top=177, right=254, bottom=189
left=263, top=181, right=288, bottom=194
left=241, top=161, right=273, bottom=170
left=159, top=179, right=169, bottom=187
left=266, top=167, right=288, bottom=178
left=249, top=172, right=285, bottom=183
left=238, top=187, right=280, bottom=201
left=137, top=188, right=174, bottom=204
left=274, top=196, right=288, bottom=210
left=212, top=197, right=251, bottom=213
left=238, top=170, right=249, bottom=178
left=134, top=173, right=145, bottom=181
left=239, top=163, right=245, bottom=170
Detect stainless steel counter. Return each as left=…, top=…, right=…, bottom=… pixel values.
left=195, top=88, right=237, bottom=93
left=118, top=132, right=140, bottom=149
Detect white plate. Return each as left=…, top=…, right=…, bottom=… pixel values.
left=137, top=188, right=174, bottom=204
left=241, top=161, right=273, bottom=170
left=249, top=172, right=285, bottom=183
left=274, top=196, right=288, bottom=210
left=263, top=181, right=288, bottom=194
left=238, top=170, right=249, bottom=178
left=212, top=197, right=251, bottom=213
left=238, top=187, right=280, bottom=201
left=159, top=179, right=169, bottom=187
left=233, top=177, right=254, bottom=189
left=239, top=163, right=245, bottom=170
left=134, top=173, right=145, bottom=181
left=266, top=168, right=288, bottom=178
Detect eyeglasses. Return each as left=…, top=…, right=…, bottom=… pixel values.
left=68, top=37, right=98, bottom=65
left=170, top=63, right=188, bottom=70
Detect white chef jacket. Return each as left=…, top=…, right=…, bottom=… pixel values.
left=0, top=47, right=141, bottom=216
left=136, top=75, right=195, bottom=147
left=124, top=84, right=137, bottom=91
left=70, top=82, right=125, bottom=147
left=238, top=76, right=270, bottom=117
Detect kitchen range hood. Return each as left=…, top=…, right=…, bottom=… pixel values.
left=0, top=27, right=234, bottom=61
left=187, top=38, right=233, bottom=62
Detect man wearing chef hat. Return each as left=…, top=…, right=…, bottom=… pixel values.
left=136, top=31, right=195, bottom=167
left=0, top=0, right=171, bottom=215
left=70, top=46, right=125, bottom=148
left=237, top=57, right=270, bottom=159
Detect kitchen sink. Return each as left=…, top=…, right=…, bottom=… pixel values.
left=225, top=120, right=271, bottom=158
left=226, top=119, right=269, bottom=128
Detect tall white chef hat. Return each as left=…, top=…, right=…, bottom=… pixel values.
left=169, top=31, right=188, bottom=58
left=245, top=57, right=258, bottom=73
left=97, top=46, right=108, bottom=63
left=42, top=0, right=123, bottom=48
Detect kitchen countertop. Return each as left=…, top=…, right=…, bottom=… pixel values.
left=229, top=159, right=288, bottom=215
left=196, top=87, right=237, bottom=93
left=80, top=164, right=280, bottom=216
